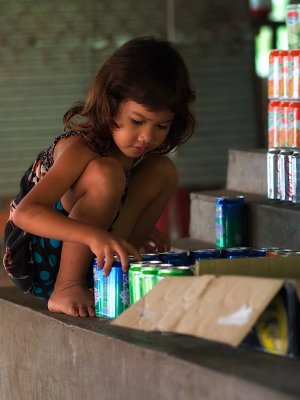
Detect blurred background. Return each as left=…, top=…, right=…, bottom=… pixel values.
left=0, top=0, right=290, bottom=244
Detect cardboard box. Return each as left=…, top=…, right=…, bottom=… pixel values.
left=112, top=256, right=300, bottom=357
left=194, top=254, right=300, bottom=280
left=193, top=255, right=300, bottom=357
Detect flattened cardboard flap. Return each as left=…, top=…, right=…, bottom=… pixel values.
left=112, top=275, right=283, bottom=347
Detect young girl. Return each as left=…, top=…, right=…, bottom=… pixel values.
left=3, top=36, right=195, bottom=317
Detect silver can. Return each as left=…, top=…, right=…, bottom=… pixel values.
left=292, top=150, right=300, bottom=203
left=279, top=149, right=293, bottom=201
left=267, top=148, right=281, bottom=200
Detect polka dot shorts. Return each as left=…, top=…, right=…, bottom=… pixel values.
left=30, top=200, right=93, bottom=300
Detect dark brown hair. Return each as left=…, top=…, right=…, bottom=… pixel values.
left=64, top=36, right=196, bottom=154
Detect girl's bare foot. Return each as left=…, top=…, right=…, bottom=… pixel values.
left=48, top=281, right=95, bottom=317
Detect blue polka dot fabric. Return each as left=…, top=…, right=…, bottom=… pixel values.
left=30, top=200, right=66, bottom=299
left=30, top=200, right=94, bottom=300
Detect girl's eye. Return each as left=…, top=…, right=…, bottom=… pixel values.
left=157, top=124, right=170, bottom=130
left=132, top=119, right=143, bottom=125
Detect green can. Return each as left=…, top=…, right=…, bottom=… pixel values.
left=128, top=261, right=149, bottom=305
left=140, top=265, right=159, bottom=296
left=215, top=196, right=247, bottom=249
left=157, top=266, right=194, bottom=281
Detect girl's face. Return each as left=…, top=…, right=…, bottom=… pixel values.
left=111, top=100, right=174, bottom=161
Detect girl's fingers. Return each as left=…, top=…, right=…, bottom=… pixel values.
left=102, top=248, right=114, bottom=275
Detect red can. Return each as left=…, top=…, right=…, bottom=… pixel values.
left=268, top=50, right=280, bottom=99
left=278, top=50, right=289, bottom=99
left=268, top=100, right=281, bottom=147
left=278, top=101, right=289, bottom=147
left=288, top=50, right=300, bottom=99
left=287, top=101, right=300, bottom=147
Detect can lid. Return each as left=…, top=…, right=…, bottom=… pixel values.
left=130, top=261, right=149, bottom=266
left=158, top=266, right=193, bottom=276
left=279, top=149, right=294, bottom=155
left=129, top=265, right=142, bottom=271
left=141, top=266, right=159, bottom=274
left=215, top=196, right=245, bottom=205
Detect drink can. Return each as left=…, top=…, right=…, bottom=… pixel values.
left=215, top=196, right=247, bottom=248
left=128, top=261, right=148, bottom=305
left=189, top=248, right=221, bottom=265
left=287, top=102, right=300, bottom=147
left=286, top=5, right=300, bottom=50
left=267, top=148, right=281, bottom=200
left=278, top=50, right=289, bottom=99
left=140, top=265, right=159, bottom=296
left=250, top=248, right=267, bottom=257
left=158, top=251, right=189, bottom=266
left=93, top=260, right=102, bottom=316
left=268, top=50, right=280, bottom=99
left=93, top=258, right=129, bottom=318
left=222, top=247, right=251, bottom=259
left=278, top=101, right=289, bottom=147
left=292, top=150, right=300, bottom=203
left=268, top=100, right=280, bottom=147
left=288, top=50, right=300, bottom=99
left=265, top=248, right=292, bottom=257
left=157, top=265, right=194, bottom=281
left=279, top=149, right=293, bottom=201
left=141, top=253, right=161, bottom=261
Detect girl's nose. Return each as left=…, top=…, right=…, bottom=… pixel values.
left=138, top=127, right=154, bottom=143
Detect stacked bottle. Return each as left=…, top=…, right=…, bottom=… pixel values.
left=267, top=18, right=300, bottom=203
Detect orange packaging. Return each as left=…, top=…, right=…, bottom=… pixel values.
left=268, top=50, right=280, bottom=99
left=278, top=50, right=289, bottom=99
left=268, top=100, right=281, bottom=147
left=278, top=101, right=289, bottom=147
left=288, top=50, right=300, bottom=99
left=287, top=101, right=300, bottom=147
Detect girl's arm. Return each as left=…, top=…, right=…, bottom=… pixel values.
left=12, top=136, right=139, bottom=272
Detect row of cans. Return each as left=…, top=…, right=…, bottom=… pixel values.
left=268, top=100, right=300, bottom=148
left=267, top=147, right=300, bottom=202
left=128, top=262, right=193, bottom=305
left=268, top=49, right=300, bottom=100
left=93, top=257, right=194, bottom=318
left=93, top=246, right=300, bottom=318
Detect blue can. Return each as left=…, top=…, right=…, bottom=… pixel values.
left=93, top=258, right=130, bottom=318
left=158, top=251, right=189, bottom=266
left=141, top=253, right=161, bottom=261
left=189, top=248, right=221, bottom=265
left=222, top=247, right=251, bottom=259
left=250, top=248, right=267, bottom=257
left=215, top=196, right=247, bottom=248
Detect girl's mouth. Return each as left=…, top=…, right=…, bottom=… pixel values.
left=131, top=145, right=148, bottom=155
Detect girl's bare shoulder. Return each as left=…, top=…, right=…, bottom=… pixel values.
left=53, top=134, right=99, bottom=162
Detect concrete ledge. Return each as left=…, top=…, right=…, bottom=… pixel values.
left=1, top=288, right=300, bottom=400
left=189, top=189, right=300, bottom=249
left=226, top=148, right=267, bottom=195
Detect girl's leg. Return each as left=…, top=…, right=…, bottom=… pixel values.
left=48, top=157, right=126, bottom=317
left=111, top=155, right=178, bottom=250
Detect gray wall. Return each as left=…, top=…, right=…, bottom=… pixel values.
left=0, top=0, right=260, bottom=196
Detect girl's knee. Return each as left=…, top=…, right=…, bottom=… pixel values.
left=82, top=157, right=126, bottom=194
left=65, top=157, right=127, bottom=210
left=149, top=156, right=179, bottom=188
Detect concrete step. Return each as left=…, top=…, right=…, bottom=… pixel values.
left=189, top=189, right=300, bottom=250
left=226, top=148, right=267, bottom=196
left=1, top=287, right=300, bottom=400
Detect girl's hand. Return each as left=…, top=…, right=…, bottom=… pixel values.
left=139, top=226, right=171, bottom=254
left=89, top=229, right=140, bottom=276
